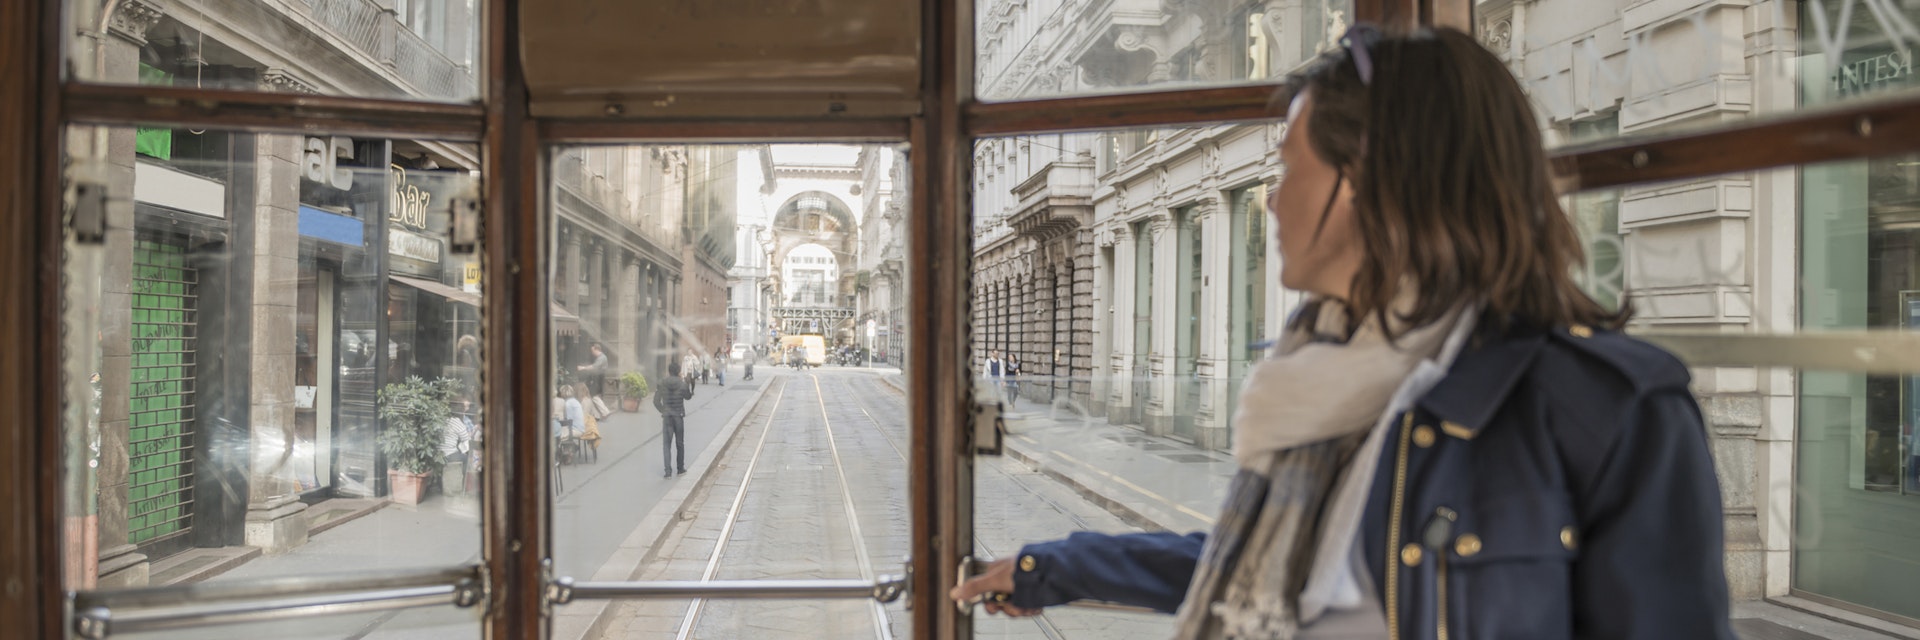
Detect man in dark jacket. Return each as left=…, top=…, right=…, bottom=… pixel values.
left=653, top=362, right=694, bottom=477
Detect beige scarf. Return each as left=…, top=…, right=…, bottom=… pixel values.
left=1173, top=296, right=1472, bottom=639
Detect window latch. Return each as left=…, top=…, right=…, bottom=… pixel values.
left=449, top=195, right=480, bottom=254
left=70, top=179, right=109, bottom=245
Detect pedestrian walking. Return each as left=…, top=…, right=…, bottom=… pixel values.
left=575, top=343, right=608, bottom=399
left=984, top=350, right=1006, bottom=405
left=1004, top=353, right=1022, bottom=408
left=713, top=347, right=726, bottom=386
left=743, top=350, right=755, bottom=380
left=653, top=361, right=695, bottom=477
left=439, top=395, right=476, bottom=496
left=682, top=349, right=701, bottom=387
left=952, top=26, right=1735, bottom=640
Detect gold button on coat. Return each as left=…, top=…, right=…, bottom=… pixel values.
left=1569, top=325, right=1593, bottom=338
left=1400, top=543, right=1423, bottom=566
left=1412, top=426, right=1436, bottom=448
left=1560, top=526, right=1578, bottom=550
left=1454, top=534, right=1482, bottom=557
left=1019, top=556, right=1036, bottom=572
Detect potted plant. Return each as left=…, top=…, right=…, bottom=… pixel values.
left=377, top=376, right=460, bottom=505
left=619, top=371, right=650, bottom=412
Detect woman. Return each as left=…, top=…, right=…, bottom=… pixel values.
left=555, top=385, right=586, bottom=464
left=950, top=26, right=1734, bottom=640
left=1004, top=353, right=1022, bottom=409
left=573, top=382, right=603, bottom=460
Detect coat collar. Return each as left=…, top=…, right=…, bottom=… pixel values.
left=1414, top=320, right=1548, bottom=436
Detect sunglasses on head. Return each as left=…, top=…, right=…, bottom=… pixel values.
left=1341, top=24, right=1382, bottom=86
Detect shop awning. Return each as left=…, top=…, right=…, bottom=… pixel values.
left=391, top=275, right=583, bottom=336
left=550, top=303, right=581, bottom=336
left=392, top=275, right=480, bottom=307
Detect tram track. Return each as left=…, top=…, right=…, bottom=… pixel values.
left=843, top=374, right=1075, bottom=640
left=672, top=374, right=894, bottom=640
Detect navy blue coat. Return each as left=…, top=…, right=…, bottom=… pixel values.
left=1010, top=322, right=1736, bottom=639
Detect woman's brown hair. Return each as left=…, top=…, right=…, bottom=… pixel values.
left=1287, top=26, right=1628, bottom=334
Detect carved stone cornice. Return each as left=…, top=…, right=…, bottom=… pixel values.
left=261, top=69, right=321, bottom=95
left=109, top=0, right=164, bottom=44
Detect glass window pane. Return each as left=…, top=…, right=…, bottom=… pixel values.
left=968, top=134, right=1920, bottom=633
left=1487, top=0, right=1920, bottom=151
left=549, top=144, right=912, bottom=637
left=975, top=0, right=1351, bottom=101
left=66, top=0, right=479, bottom=102
left=60, top=124, right=483, bottom=637
left=970, top=126, right=1289, bottom=637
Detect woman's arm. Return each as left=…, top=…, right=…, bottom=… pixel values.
left=955, top=531, right=1204, bottom=614
left=1570, top=389, right=1735, bottom=640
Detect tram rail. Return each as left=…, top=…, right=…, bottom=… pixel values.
left=670, top=375, right=896, bottom=640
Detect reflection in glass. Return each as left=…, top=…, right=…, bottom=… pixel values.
left=974, top=0, right=1350, bottom=101
left=1491, top=0, right=1920, bottom=149
left=1799, top=154, right=1920, bottom=621
left=63, top=126, right=483, bottom=613
left=67, top=0, right=479, bottom=101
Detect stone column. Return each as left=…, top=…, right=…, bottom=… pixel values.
left=562, top=229, right=583, bottom=311
left=1192, top=200, right=1230, bottom=451
left=1055, top=261, right=1073, bottom=403
left=1147, top=215, right=1177, bottom=436
left=1072, top=230, right=1097, bottom=410
left=588, top=242, right=607, bottom=333
left=1089, top=234, right=1114, bottom=417
left=90, top=0, right=164, bottom=590
left=242, top=133, right=310, bottom=555
left=1110, top=225, right=1137, bottom=424
left=618, top=253, right=641, bottom=371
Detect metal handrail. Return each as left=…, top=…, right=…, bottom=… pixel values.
left=69, top=566, right=484, bottom=640
left=550, top=574, right=910, bottom=605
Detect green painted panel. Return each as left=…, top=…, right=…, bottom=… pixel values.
left=127, top=237, right=198, bottom=550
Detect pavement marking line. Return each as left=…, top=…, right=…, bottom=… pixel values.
left=1044, top=450, right=1217, bottom=527
left=812, top=373, right=896, bottom=640
left=856, top=374, right=1082, bottom=638
left=674, top=384, right=788, bottom=640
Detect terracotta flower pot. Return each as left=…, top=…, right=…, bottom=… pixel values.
left=388, top=470, right=430, bottom=506
left=622, top=396, right=641, bottom=412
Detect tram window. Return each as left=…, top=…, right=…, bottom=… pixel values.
left=547, top=143, right=914, bottom=639
left=62, top=0, right=480, bottom=102
left=968, top=127, right=1286, bottom=637
left=974, top=0, right=1350, bottom=102
left=1488, top=0, right=1920, bottom=151
left=57, top=124, right=485, bottom=637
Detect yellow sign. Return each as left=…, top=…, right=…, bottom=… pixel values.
left=463, top=261, right=481, bottom=292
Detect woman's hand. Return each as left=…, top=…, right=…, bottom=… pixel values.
left=949, top=557, right=1041, bottom=617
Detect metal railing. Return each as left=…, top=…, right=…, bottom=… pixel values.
left=548, top=574, right=910, bottom=605
left=69, top=566, right=483, bottom=640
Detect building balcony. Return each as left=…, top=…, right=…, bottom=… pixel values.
left=1007, top=160, right=1095, bottom=242
left=292, top=0, right=475, bottom=101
